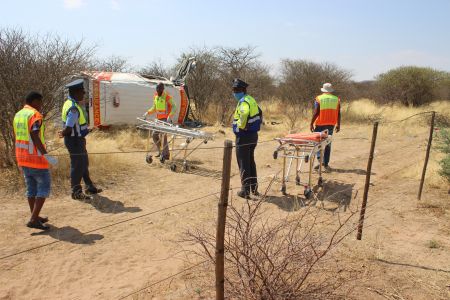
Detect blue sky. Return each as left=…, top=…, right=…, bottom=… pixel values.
left=1, top=0, right=449, bottom=81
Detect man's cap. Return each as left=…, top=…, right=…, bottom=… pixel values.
left=156, top=82, right=165, bottom=88
left=65, top=79, right=85, bottom=90
left=321, top=83, right=334, bottom=93
left=232, top=78, right=249, bottom=88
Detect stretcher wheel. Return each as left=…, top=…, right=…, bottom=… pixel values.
left=318, top=177, right=323, bottom=187
left=182, top=162, right=188, bottom=171
left=273, top=151, right=278, bottom=159
left=295, top=176, right=300, bottom=186
left=305, top=155, right=309, bottom=163
left=203, top=140, right=208, bottom=144
left=170, top=163, right=177, bottom=172
left=304, top=188, right=313, bottom=199
left=160, top=156, right=165, bottom=163
left=146, top=155, right=153, bottom=164
left=281, top=185, right=287, bottom=195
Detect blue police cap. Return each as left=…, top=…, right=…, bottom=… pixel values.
left=232, top=78, right=249, bottom=88
left=65, top=79, right=85, bottom=90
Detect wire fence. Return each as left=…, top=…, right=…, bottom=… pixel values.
left=0, top=110, right=444, bottom=298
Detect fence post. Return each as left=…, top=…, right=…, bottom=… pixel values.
left=216, top=139, right=233, bottom=300
left=418, top=111, right=436, bottom=200
left=357, top=122, right=378, bottom=240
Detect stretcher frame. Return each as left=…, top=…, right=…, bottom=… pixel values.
left=273, top=130, right=332, bottom=199
left=137, top=118, right=214, bottom=172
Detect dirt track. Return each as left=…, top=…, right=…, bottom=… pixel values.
left=0, top=123, right=449, bottom=299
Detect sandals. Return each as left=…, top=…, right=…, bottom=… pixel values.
left=38, top=216, right=49, bottom=223
left=27, top=220, right=49, bottom=230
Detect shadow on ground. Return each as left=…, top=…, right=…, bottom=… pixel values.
left=318, top=180, right=356, bottom=212
left=31, top=225, right=103, bottom=244
left=332, top=168, right=375, bottom=176
left=264, top=180, right=355, bottom=212
left=76, top=195, right=142, bottom=214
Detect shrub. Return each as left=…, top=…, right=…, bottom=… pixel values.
left=376, top=66, right=447, bottom=107
left=185, top=195, right=358, bottom=299
left=0, top=28, right=94, bottom=167
left=436, top=128, right=450, bottom=187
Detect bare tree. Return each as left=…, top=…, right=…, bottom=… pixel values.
left=215, top=46, right=274, bottom=124
left=91, top=55, right=130, bottom=72
left=139, top=59, right=171, bottom=79
left=279, top=59, right=352, bottom=128
left=179, top=47, right=221, bottom=120
left=0, top=28, right=94, bottom=167
left=178, top=46, right=275, bottom=124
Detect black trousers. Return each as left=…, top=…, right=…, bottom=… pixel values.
left=64, top=137, right=93, bottom=193
left=235, top=133, right=258, bottom=194
left=314, top=125, right=335, bottom=166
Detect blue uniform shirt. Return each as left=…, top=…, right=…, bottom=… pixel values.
left=65, top=108, right=79, bottom=128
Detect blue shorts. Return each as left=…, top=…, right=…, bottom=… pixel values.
left=22, top=167, right=51, bottom=198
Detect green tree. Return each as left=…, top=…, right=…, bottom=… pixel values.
left=376, top=66, right=446, bottom=106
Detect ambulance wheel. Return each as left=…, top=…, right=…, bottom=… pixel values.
left=295, top=176, right=301, bottom=186
left=273, top=151, right=278, bottom=160
left=304, top=188, right=313, bottom=200
left=281, top=185, right=287, bottom=195
left=305, top=155, right=309, bottom=163
left=146, top=155, right=153, bottom=164
left=170, top=163, right=177, bottom=172
left=318, top=177, right=323, bottom=187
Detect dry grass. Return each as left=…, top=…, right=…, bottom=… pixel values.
left=1, top=99, right=449, bottom=193
left=342, top=99, right=450, bottom=125
left=0, top=126, right=147, bottom=194
left=394, top=151, right=447, bottom=189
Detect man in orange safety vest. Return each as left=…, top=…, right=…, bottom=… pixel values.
left=143, top=83, right=176, bottom=161
left=310, top=83, right=341, bottom=171
left=13, top=91, right=58, bottom=230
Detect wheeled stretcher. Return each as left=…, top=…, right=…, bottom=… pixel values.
left=273, top=130, right=332, bottom=199
left=137, top=118, right=214, bottom=172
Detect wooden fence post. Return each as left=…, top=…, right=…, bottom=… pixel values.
left=357, top=122, right=378, bottom=240
left=418, top=111, right=436, bottom=200
left=216, top=139, right=233, bottom=300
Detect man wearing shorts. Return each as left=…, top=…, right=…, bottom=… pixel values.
left=13, top=92, right=57, bottom=230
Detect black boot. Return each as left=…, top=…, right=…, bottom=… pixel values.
left=85, top=186, right=103, bottom=195
left=72, top=191, right=92, bottom=200
left=237, top=190, right=250, bottom=199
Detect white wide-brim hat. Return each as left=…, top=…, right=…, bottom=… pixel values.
left=321, top=83, right=334, bottom=93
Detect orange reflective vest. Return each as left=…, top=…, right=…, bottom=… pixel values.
left=315, top=93, right=340, bottom=126
left=13, top=105, right=49, bottom=169
left=147, top=92, right=176, bottom=120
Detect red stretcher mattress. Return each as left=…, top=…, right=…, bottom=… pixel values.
left=282, top=131, right=329, bottom=144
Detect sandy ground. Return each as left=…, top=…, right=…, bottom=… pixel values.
left=0, top=123, right=449, bottom=300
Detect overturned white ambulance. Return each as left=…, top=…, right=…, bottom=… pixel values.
left=78, top=58, right=195, bottom=127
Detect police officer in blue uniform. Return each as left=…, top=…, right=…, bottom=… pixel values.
left=232, top=79, right=262, bottom=199
left=60, top=79, right=102, bottom=200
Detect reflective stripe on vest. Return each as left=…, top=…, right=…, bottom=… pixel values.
left=62, top=99, right=88, bottom=136
left=232, top=95, right=262, bottom=134
left=154, top=92, right=172, bottom=119
left=13, top=106, right=48, bottom=169
left=315, top=93, right=340, bottom=126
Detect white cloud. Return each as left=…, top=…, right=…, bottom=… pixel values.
left=64, top=0, right=85, bottom=10
left=111, top=0, right=120, bottom=11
